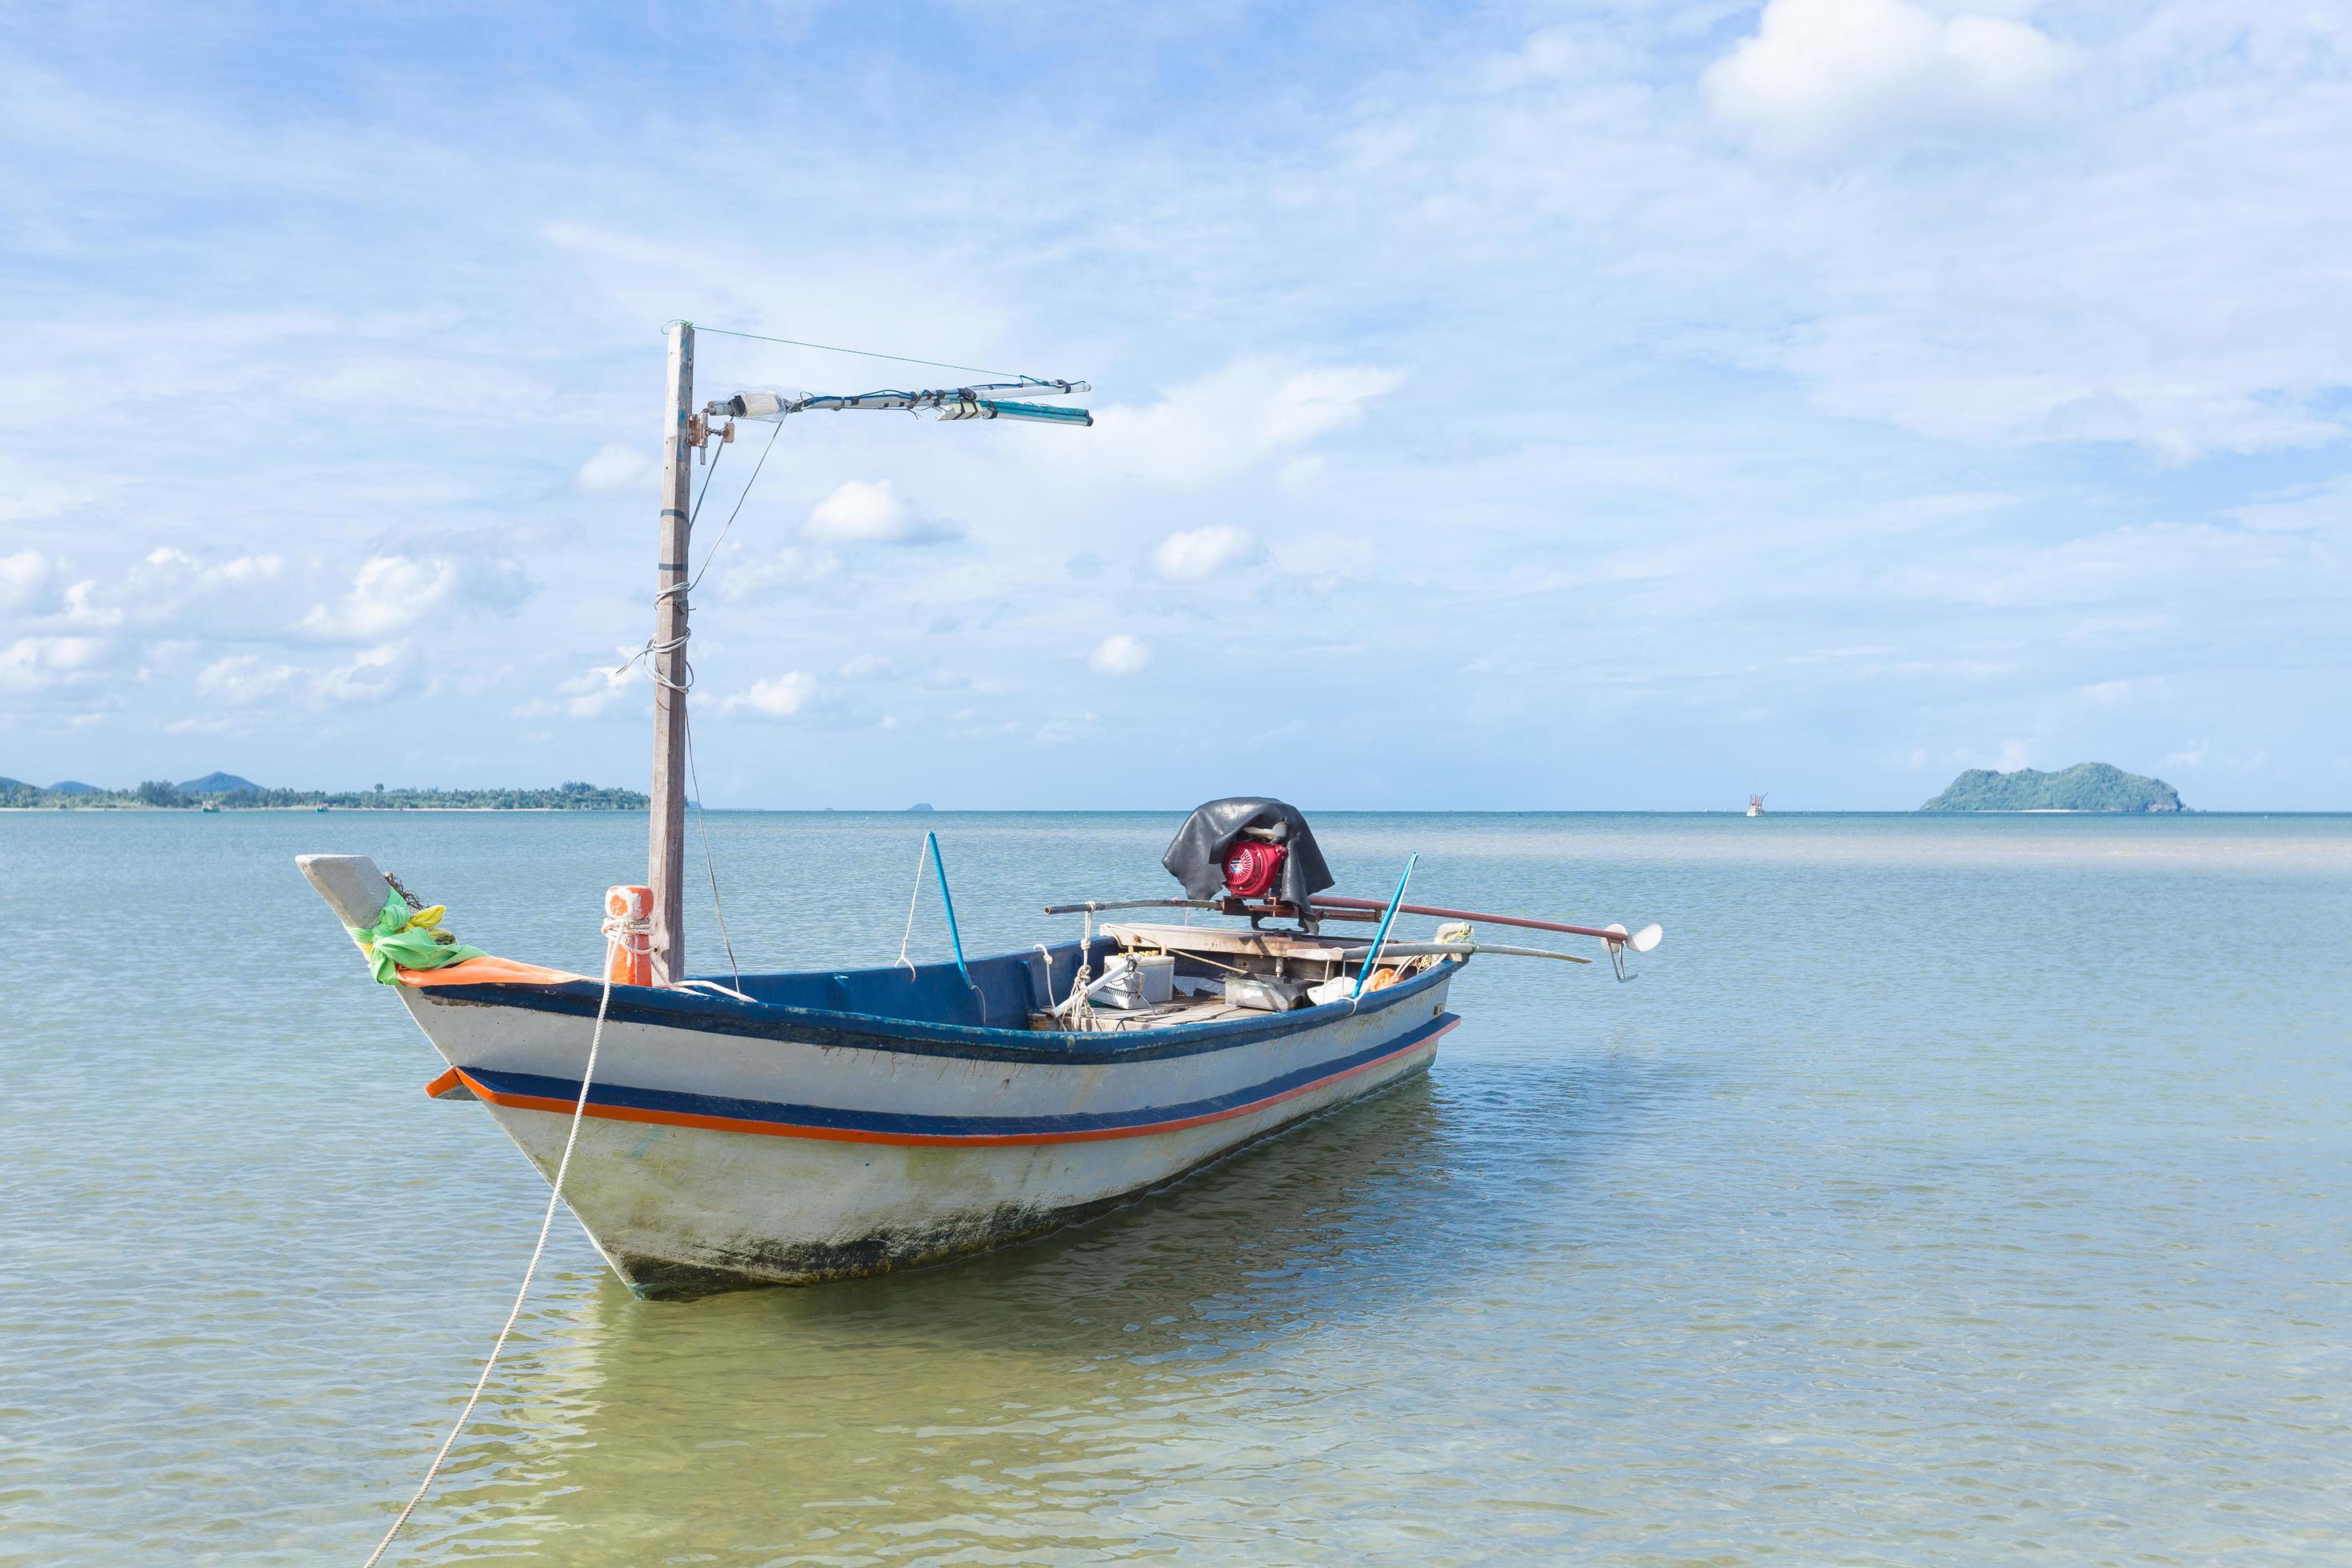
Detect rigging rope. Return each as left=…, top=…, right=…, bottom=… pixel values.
left=607, top=414, right=780, bottom=694
left=683, top=702, right=742, bottom=989
left=360, top=932, right=622, bottom=1568
left=674, top=417, right=782, bottom=603
left=676, top=320, right=1027, bottom=381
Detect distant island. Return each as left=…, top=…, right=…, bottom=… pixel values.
left=0, top=774, right=649, bottom=810
left=1921, top=762, right=2185, bottom=813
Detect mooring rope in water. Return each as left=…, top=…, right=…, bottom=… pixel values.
left=360, top=934, right=622, bottom=1568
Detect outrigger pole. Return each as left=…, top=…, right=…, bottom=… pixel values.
left=1041, top=895, right=1663, bottom=956
left=1310, top=894, right=1664, bottom=952
left=642, top=323, right=1092, bottom=984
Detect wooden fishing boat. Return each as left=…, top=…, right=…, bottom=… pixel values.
left=302, top=839, right=1484, bottom=1291
left=299, top=326, right=1662, bottom=1295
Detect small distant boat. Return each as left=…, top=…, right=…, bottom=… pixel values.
left=200, top=801, right=221, bottom=814
left=295, top=327, right=1665, bottom=1293
left=1747, top=792, right=1767, bottom=818
left=315, top=803, right=330, bottom=813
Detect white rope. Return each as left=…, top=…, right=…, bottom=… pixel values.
left=1064, top=909, right=1095, bottom=1032
left=675, top=978, right=757, bottom=1003
left=895, top=837, right=932, bottom=974
left=606, top=418, right=782, bottom=694
left=360, top=934, right=622, bottom=1568
left=1031, top=943, right=1058, bottom=1017
left=682, top=705, right=741, bottom=988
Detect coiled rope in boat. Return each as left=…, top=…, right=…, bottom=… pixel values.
left=360, top=926, right=625, bottom=1566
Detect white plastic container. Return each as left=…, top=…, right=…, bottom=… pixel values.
left=1224, top=974, right=1310, bottom=1012
left=1096, top=954, right=1175, bottom=1010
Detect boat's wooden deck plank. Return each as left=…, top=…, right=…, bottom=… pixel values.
left=1105, top=922, right=1356, bottom=962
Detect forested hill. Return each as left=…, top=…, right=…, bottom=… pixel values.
left=0, top=778, right=648, bottom=810
left=1920, top=763, right=2185, bottom=813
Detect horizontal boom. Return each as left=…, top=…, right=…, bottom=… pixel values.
left=1310, top=894, right=1662, bottom=952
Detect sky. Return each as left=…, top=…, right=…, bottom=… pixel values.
left=2, top=1, right=2347, bottom=810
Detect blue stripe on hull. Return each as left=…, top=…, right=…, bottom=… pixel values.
left=464, top=1010, right=1460, bottom=1142
left=416, top=951, right=1458, bottom=1065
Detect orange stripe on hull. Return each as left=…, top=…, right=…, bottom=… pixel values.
left=398, top=956, right=588, bottom=989
left=452, top=1018, right=1458, bottom=1148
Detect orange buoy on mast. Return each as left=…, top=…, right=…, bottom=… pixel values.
left=605, top=885, right=653, bottom=986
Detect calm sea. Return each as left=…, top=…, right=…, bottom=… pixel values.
left=4, top=810, right=2350, bottom=1564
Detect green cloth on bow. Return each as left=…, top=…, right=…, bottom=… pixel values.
left=346, top=888, right=487, bottom=985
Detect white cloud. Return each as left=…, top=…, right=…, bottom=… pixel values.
left=300, top=556, right=457, bottom=638
left=574, top=443, right=655, bottom=495
left=803, top=479, right=961, bottom=546
left=1086, top=358, right=1406, bottom=486
left=720, top=670, right=818, bottom=718
left=1089, top=634, right=1151, bottom=677
left=0, top=635, right=109, bottom=694
left=194, top=654, right=298, bottom=706
left=311, top=644, right=406, bottom=706
left=838, top=653, right=894, bottom=678
left=143, top=546, right=281, bottom=586
left=2, top=10, right=2349, bottom=806
left=298, top=554, right=527, bottom=641
left=1036, top=713, right=1097, bottom=744
left=2164, top=740, right=2208, bottom=769
left=514, top=654, right=643, bottom=720
left=718, top=546, right=842, bottom=601
left=1704, top=0, right=2070, bottom=156
left=2230, top=475, right=2352, bottom=536
left=1152, top=525, right=1265, bottom=581
left=2080, top=678, right=2139, bottom=707
left=0, top=550, right=58, bottom=612
left=2, top=546, right=287, bottom=633
left=0, top=454, right=87, bottom=524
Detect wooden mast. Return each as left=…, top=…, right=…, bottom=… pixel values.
left=648, top=321, right=694, bottom=984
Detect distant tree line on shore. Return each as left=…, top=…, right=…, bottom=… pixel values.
left=0, top=778, right=649, bottom=810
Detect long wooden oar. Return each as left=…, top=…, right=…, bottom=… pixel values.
left=1310, top=894, right=1662, bottom=952
left=1342, top=939, right=1590, bottom=966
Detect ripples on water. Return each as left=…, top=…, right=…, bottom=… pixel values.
left=3, top=811, right=2349, bottom=1563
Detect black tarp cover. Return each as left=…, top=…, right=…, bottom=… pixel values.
left=1161, top=797, right=1335, bottom=907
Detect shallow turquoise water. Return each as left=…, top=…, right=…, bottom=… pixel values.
left=3, top=810, right=2349, bottom=1564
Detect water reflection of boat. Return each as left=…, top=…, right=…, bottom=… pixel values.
left=401, top=1048, right=1688, bottom=1555
left=419, top=1076, right=1458, bottom=1548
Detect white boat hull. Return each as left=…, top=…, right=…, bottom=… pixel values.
left=399, top=966, right=1459, bottom=1292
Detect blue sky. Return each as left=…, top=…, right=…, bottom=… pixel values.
left=2, top=2, right=2346, bottom=809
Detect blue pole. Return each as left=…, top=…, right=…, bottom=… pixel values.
left=926, top=831, right=975, bottom=991
left=1354, top=853, right=1419, bottom=1001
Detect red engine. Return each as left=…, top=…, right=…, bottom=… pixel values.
left=1222, top=839, right=1288, bottom=898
